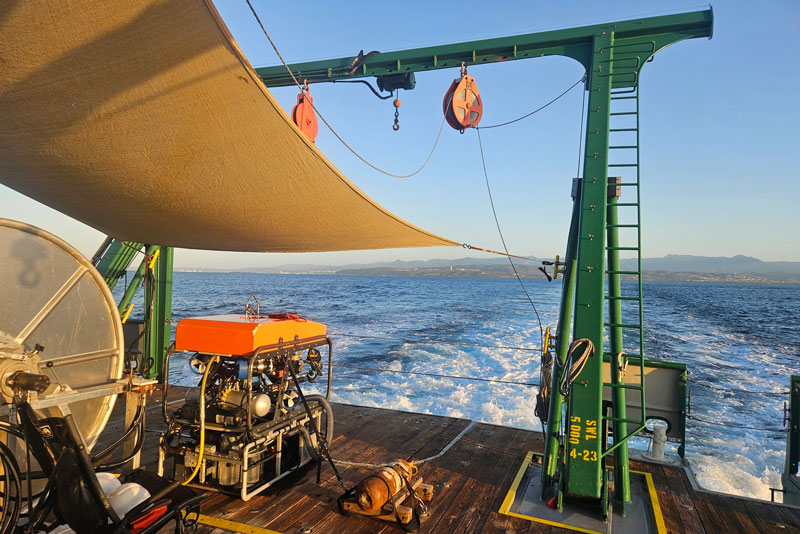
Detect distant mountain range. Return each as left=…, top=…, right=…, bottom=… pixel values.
left=176, top=254, right=800, bottom=283
left=622, top=254, right=800, bottom=275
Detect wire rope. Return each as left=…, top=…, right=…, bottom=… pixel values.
left=333, top=363, right=540, bottom=388
left=689, top=379, right=789, bottom=398
left=331, top=332, right=541, bottom=353
left=244, top=0, right=445, bottom=179
left=476, top=75, right=585, bottom=129
left=686, top=414, right=786, bottom=434
left=475, top=128, right=544, bottom=348
left=574, top=73, right=587, bottom=187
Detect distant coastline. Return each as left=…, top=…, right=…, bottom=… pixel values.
left=175, top=254, right=800, bottom=284
left=332, top=267, right=799, bottom=284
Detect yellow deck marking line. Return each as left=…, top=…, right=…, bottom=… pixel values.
left=499, top=450, right=533, bottom=513
left=643, top=472, right=667, bottom=534
left=498, top=451, right=666, bottom=534
left=503, top=509, right=604, bottom=534
left=182, top=511, right=284, bottom=534
left=498, top=450, right=603, bottom=534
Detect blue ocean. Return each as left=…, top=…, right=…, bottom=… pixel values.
left=154, top=273, right=798, bottom=502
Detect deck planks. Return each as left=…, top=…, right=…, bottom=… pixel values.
left=88, top=387, right=800, bottom=534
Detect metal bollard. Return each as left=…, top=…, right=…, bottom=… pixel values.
left=652, top=426, right=667, bottom=460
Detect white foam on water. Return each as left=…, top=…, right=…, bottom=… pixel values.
left=688, top=448, right=784, bottom=501
left=164, top=274, right=797, bottom=503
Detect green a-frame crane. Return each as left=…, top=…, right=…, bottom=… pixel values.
left=95, top=8, right=713, bottom=521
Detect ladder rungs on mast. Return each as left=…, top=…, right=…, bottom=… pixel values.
left=606, top=246, right=638, bottom=251
left=604, top=295, right=640, bottom=301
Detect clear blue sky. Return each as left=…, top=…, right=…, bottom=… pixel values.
left=3, top=1, right=799, bottom=268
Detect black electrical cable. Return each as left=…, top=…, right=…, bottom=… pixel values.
left=0, top=440, right=22, bottom=534
left=534, top=350, right=553, bottom=429
left=286, top=363, right=349, bottom=491
left=93, top=403, right=144, bottom=461
left=0, top=421, right=25, bottom=440
left=557, top=338, right=593, bottom=397
left=95, top=404, right=147, bottom=471
left=0, top=421, right=49, bottom=510
left=97, top=419, right=146, bottom=471
left=331, top=79, right=394, bottom=100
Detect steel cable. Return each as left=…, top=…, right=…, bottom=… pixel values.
left=476, top=128, right=544, bottom=348
left=476, top=75, right=586, bottom=129
left=244, top=0, right=445, bottom=179
left=330, top=332, right=541, bottom=353
left=686, top=414, right=786, bottom=433
left=332, top=362, right=540, bottom=388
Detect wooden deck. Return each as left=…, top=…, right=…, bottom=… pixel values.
left=97, top=386, right=800, bottom=534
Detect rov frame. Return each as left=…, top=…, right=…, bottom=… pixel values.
left=157, top=335, right=333, bottom=501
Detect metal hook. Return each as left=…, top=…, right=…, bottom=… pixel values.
left=392, top=90, right=401, bottom=131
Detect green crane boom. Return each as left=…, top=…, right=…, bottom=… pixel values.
left=256, top=10, right=712, bottom=91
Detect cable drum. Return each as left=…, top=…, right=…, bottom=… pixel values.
left=0, top=219, right=124, bottom=448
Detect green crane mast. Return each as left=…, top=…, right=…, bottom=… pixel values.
left=257, top=8, right=713, bottom=511
left=95, top=7, right=713, bottom=518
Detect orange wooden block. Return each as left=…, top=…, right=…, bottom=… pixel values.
left=175, top=314, right=326, bottom=356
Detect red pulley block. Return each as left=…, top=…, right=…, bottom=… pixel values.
left=291, top=87, right=319, bottom=143
left=442, top=67, right=483, bottom=132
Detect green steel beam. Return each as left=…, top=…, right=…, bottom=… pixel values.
left=117, top=245, right=159, bottom=316
left=677, top=366, right=687, bottom=459
left=542, top=183, right=582, bottom=490
left=784, top=375, right=800, bottom=505
left=93, top=239, right=144, bottom=291
left=144, top=246, right=173, bottom=381
left=563, top=31, right=613, bottom=502
left=256, top=10, right=712, bottom=90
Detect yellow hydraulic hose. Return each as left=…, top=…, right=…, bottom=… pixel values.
left=182, top=355, right=219, bottom=486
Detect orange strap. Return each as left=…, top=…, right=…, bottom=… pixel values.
left=461, top=243, right=533, bottom=261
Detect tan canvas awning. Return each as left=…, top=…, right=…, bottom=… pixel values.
left=0, top=0, right=457, bottom=252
